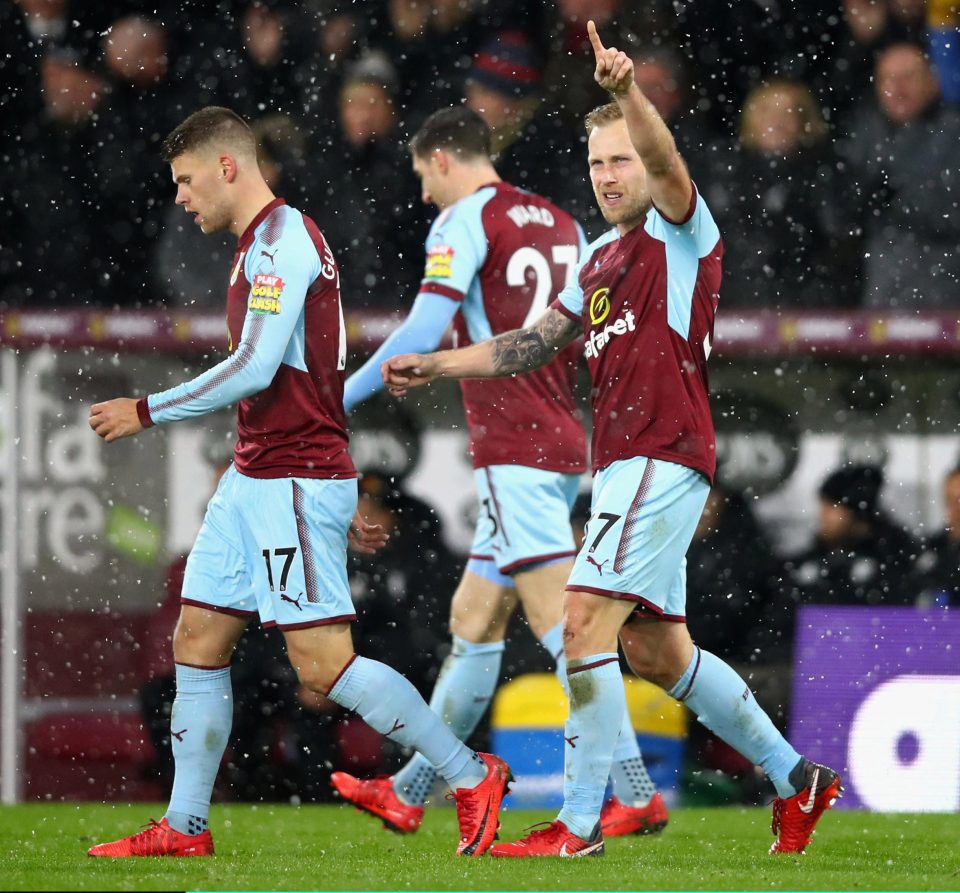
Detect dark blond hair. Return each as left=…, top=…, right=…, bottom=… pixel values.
left=584, top=100, right=624, bottom=135
left=160, top=106, right=256, bottom=162
left=409, top=106, right=491, bottom=159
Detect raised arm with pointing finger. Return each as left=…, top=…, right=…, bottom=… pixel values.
left=586, top=19, right=693, bottom=223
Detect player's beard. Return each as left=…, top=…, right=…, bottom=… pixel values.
left=595, top=188, right=650, bottom=231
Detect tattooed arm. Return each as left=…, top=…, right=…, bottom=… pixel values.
left=381, top=308, right=582, bottom=396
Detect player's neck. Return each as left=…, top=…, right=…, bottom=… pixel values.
left=448, top=164, right=501, bottom=205
left=229, top=182, right=279, bottom=239
left=616, top=203, right=652, bottom=236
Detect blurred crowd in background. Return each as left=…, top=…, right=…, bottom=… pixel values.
left=3, top=0, right=960, bottom=311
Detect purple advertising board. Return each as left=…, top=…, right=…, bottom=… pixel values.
left=789, top=606, right=960, bottom=812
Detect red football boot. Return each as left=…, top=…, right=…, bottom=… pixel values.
left=330, top=772, right=424, bottom=833
left=490, top=820, right=604, bottom=858
left=600, top=792, right=669, bottom=837
left=453, top=753, right=513, bottom=856
left=87, top=818, right=213, bottom=857
left=770, top=761, right=843, bottom=854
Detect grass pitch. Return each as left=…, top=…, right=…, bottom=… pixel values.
left=1, top=802, right=957, bottom=891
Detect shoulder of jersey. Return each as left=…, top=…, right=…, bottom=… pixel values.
left=433, top=187, right=497, bottom=233
left=262, top=205, right=317, bottom=247
left=585, top=228, right=620, bottom=256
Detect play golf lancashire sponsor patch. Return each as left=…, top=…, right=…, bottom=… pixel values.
left=249, top=273, right=284, bottom=314
left=424, top=244, right=455, bottom=279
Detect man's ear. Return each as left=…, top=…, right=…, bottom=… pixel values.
left=433, top=148, right=450, bottom=175
left=220, top=154, right=239, bottom=183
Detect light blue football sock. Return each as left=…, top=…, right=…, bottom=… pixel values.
left=392, top=636, right=504, bottom=806
left=166, top=663, right=233, bottom=833
left=541, top=624, right=654, bottom=806
left=556, top=653, right=624, bottom=839
left=329, top=655, right=486, bottom=791
left=668, top=646, right=802, bottom=798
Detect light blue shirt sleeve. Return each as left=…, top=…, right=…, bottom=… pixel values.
left=576, top=221, right=588, bottom=257
left=554, top=222, right=589, bottom=316
left=645, top=187, right=721, bottom=339
left=556, top=268, right=585, bottom=317
left=419, top=191, right=490, bottom=297
left=342, top=291, right=459, bottom=413
left=147, top=213, right=320, bottom=424
left=646, top=185, right=721, bottom=257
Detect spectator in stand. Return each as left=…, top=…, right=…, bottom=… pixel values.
left=5, top=0, right=113, bottom=70
left=783, top=464, right=919, bottom=608
left=686, top=484, right=788, bottom=723
left=1, top=49, right=108, bottom=306
left=842, top=42, right=960, bottom=308
left=910, top=464, right=960, bottom=607
left=94, top=15, right=190, bottom=306
left=702, top=78, right=861, bottom=309
left=311, top=53, right=426, bottom=310
left=347, top=470, right=452, bottom=696
left=217, top=1, right=313, bottom=121
left=822, top=0, right=928, bottom=122
left=370, top=0, right=490, bottom=130
left=464, top=31, right=598, bottom=230
left=298, top=2, right=372, bottom=132
left=928, top=0, right=960, bottom=104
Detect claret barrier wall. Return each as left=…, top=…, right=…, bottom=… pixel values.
left=1, top=308, right=958, bottom=809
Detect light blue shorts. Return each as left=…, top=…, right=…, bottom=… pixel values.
left=566, top=456, right=709, bottom=622
left=181, top=465, right=358, bottom=631
left=467, top=464, right=581, bottom=584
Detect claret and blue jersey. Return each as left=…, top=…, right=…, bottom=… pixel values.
left=137, top=198, right=355, bottom=481
left=553, top=186, right=723, bottom=483
left=419, top=181, right=588, bottom=472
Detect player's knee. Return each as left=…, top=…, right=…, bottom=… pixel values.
left=621, top=627, right=693, bottom=688
left=449, top=597, right=509, bottom=643
left=172, top=617, right=234, bottom=667
left=289, top=652, right=345, bottom=695
left=562, top=596, right=611, bottom=658
left=622, top=647, right=664, bottom=686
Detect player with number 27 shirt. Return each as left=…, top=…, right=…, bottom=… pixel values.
left=336, top=106, right=667, bottom=838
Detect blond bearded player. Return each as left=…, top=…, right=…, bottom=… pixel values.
left=87, top=106, right=511, bottom=859
left=383, top=23, right=842, bottom=857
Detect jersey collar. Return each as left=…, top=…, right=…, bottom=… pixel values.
left=239, top=197, right=286, bottom=249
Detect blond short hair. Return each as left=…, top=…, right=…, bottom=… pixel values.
left=584, top=101, right=624, bottom=135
